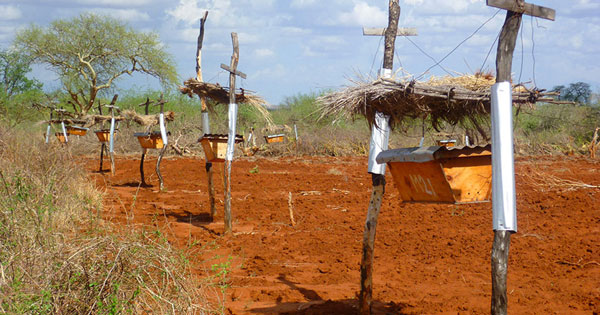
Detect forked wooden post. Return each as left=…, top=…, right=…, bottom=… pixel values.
left=359, top=1, right=416, bottom=314
left=195, top=11, right=217, bottom=219
left=487, top=1, right=554, bottom=314
left=221, top=32, right=246, bottom=234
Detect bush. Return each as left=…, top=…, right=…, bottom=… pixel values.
left=0, top=126, right=219, bottom=314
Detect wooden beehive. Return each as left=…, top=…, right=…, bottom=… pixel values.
left=95, top=129, right=116, bottom=143
left=436, top=139, right=457, bottom=147
left=377, top=144, right=492, bottom=203
left=134, top=132, right=164, bottom=149
left=55, top=132, right=67, bottom=143
left=264, top=134, right=285, bottom=143
left=199, top=134, right=243, bottom=162
left=66, top=126, right=89, bottom=136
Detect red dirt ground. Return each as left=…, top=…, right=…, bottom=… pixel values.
left=86, top=154, right=599, bottom=314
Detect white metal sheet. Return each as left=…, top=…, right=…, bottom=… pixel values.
left=491, top=82, right=517, bottom=232
left=226, top=103, right=238, bottom=161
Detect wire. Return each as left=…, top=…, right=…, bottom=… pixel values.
left=394, top=49, right=404, bottom=72
left=403, top=36, right=454, bottom=76
left=416, top=9, right=502, bottom=80
left=530, top=16, right=537, bottom=87
left=369, top=35, right=384, bottom=77
left=517, top=20, right=524, bottom=84
left=475, top=28, right=500, bottom=87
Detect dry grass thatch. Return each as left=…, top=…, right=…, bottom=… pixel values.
left=42, top=111, right=176, bottom=130
left=317, top=73, right=553, bottom=135
left=180, top=78, right=274, bottom=126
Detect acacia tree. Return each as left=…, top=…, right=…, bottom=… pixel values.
left=14, top=13, right=178, bottom=115
left=0, top=48, right=42, bottom=98
left=552, top=82, right=592, bottom=105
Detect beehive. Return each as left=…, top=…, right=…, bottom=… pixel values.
left=134, top=132, right=164, bottom=149
left=55, top=132, right=67, bottom=143
left=95, top=129, right=116, bottom=143
left=66, top=126, right=89, bottom=136
left=264, top=134, right=285, bottom=143
left=199, top=134, right=243, bottom=162
left=377, top=144, right=492, bottom=203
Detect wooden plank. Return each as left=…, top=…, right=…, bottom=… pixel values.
left=387, top=161, right=456, bottom=203
left=362, top=27, right=418, bottom=36
left=441, top=156, right=492, bottom=203
left=486, top=0, right=555, bottom=21
left=220, top=63, right=247, bottom=79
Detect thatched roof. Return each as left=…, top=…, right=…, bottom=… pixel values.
left=42, top=110, right=176, bottom=131
left=317, top=74, right=554, bottom=135
left=180, top=78, right=274, bottom=126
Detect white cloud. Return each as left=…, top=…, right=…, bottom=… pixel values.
left=290, top=0, right=317, bottom=9
left=337, top=2, right=387, bottom=27
left=0, top=5, right=21, bottom=20
left=281, top=26, right=311, bottom=36
left=404, top=0, right=483, bottom=14
left=90, top=8, right=150, bottom=21
left=76, top=0, right=154, bottom=6
left=254, top=48, right=274, bottom=57
left=252, top=63, right=285, bottom=79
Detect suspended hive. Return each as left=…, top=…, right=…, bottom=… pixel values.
left=66, top=126, right=89, bottom=136
left=376, top=144, right=492, bottom=203
left=95, top=129, right=116, bottom=143
left=134, top=131, right=164, bottom=149
left=55, top=132, right=67, bottom=143
left=199, top=134, right=243, bottom=162
left=264, top=134, right=285, bottom=143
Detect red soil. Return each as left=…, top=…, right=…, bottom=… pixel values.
left=87, top=154, right=599, bottom=314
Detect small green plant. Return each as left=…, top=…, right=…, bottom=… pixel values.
left=249, top=165, right=259, bottom=174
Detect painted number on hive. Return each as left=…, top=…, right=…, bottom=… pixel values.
left=408, top=174, right=437, bottom=197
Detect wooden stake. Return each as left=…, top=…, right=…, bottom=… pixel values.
left=359, top=1, right=402, bottom=314
left=195, top=11, right=217, bottom=220
left=488, top=1, right=554, bottom=314
left=359, top=180, right=384, bottom=314
left=221, top=32, right=245, bottom=234
left=288, top=192, right=296, bottom=226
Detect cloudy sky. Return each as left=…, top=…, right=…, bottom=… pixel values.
left=0, top=0, right=598, bottom=105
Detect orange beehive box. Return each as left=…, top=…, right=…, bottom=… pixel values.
left=264, top=134, right=285, bottom=143
left=377, top=144, right=492, bottom=204
left=199, top=134, right=243, bottom=162
left=55, top=132, right=67, bottom=143
left=436, top=139, right=457, bottom=147
left=134, top=132, right=164, bottom=149
left=66, top=126, right=89, bottom=136
left=95, top=129, right=116, bottom=142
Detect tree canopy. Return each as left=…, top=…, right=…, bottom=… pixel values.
left=14, top=13, right=178, bottom=115
left=551, top=82, right=592, bottom=105
left=0, top=48, right=42, bottom=98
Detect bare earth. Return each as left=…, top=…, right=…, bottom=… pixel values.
left=86, top=154, right=599, bottom=314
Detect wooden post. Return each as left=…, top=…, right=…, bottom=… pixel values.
left=487, top=1, right=554, bottom=314
left=221, top=33, right=246, bottom=234
left=155, top=94, right=168, bottom=191
left=195, top=11, right=217, bottom=219
left=358, top=1, right=413, bottom=314
left=137, top=97, right=151, bottom=186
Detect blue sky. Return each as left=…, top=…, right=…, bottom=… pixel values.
left=1, top=0, right=598, bottom=106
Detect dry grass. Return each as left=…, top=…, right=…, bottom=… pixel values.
left=0, top=126, right=219, bottom=314
left=180, top=78, right=274, bottom=127
left=317, top=72, right=550, bottom=139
